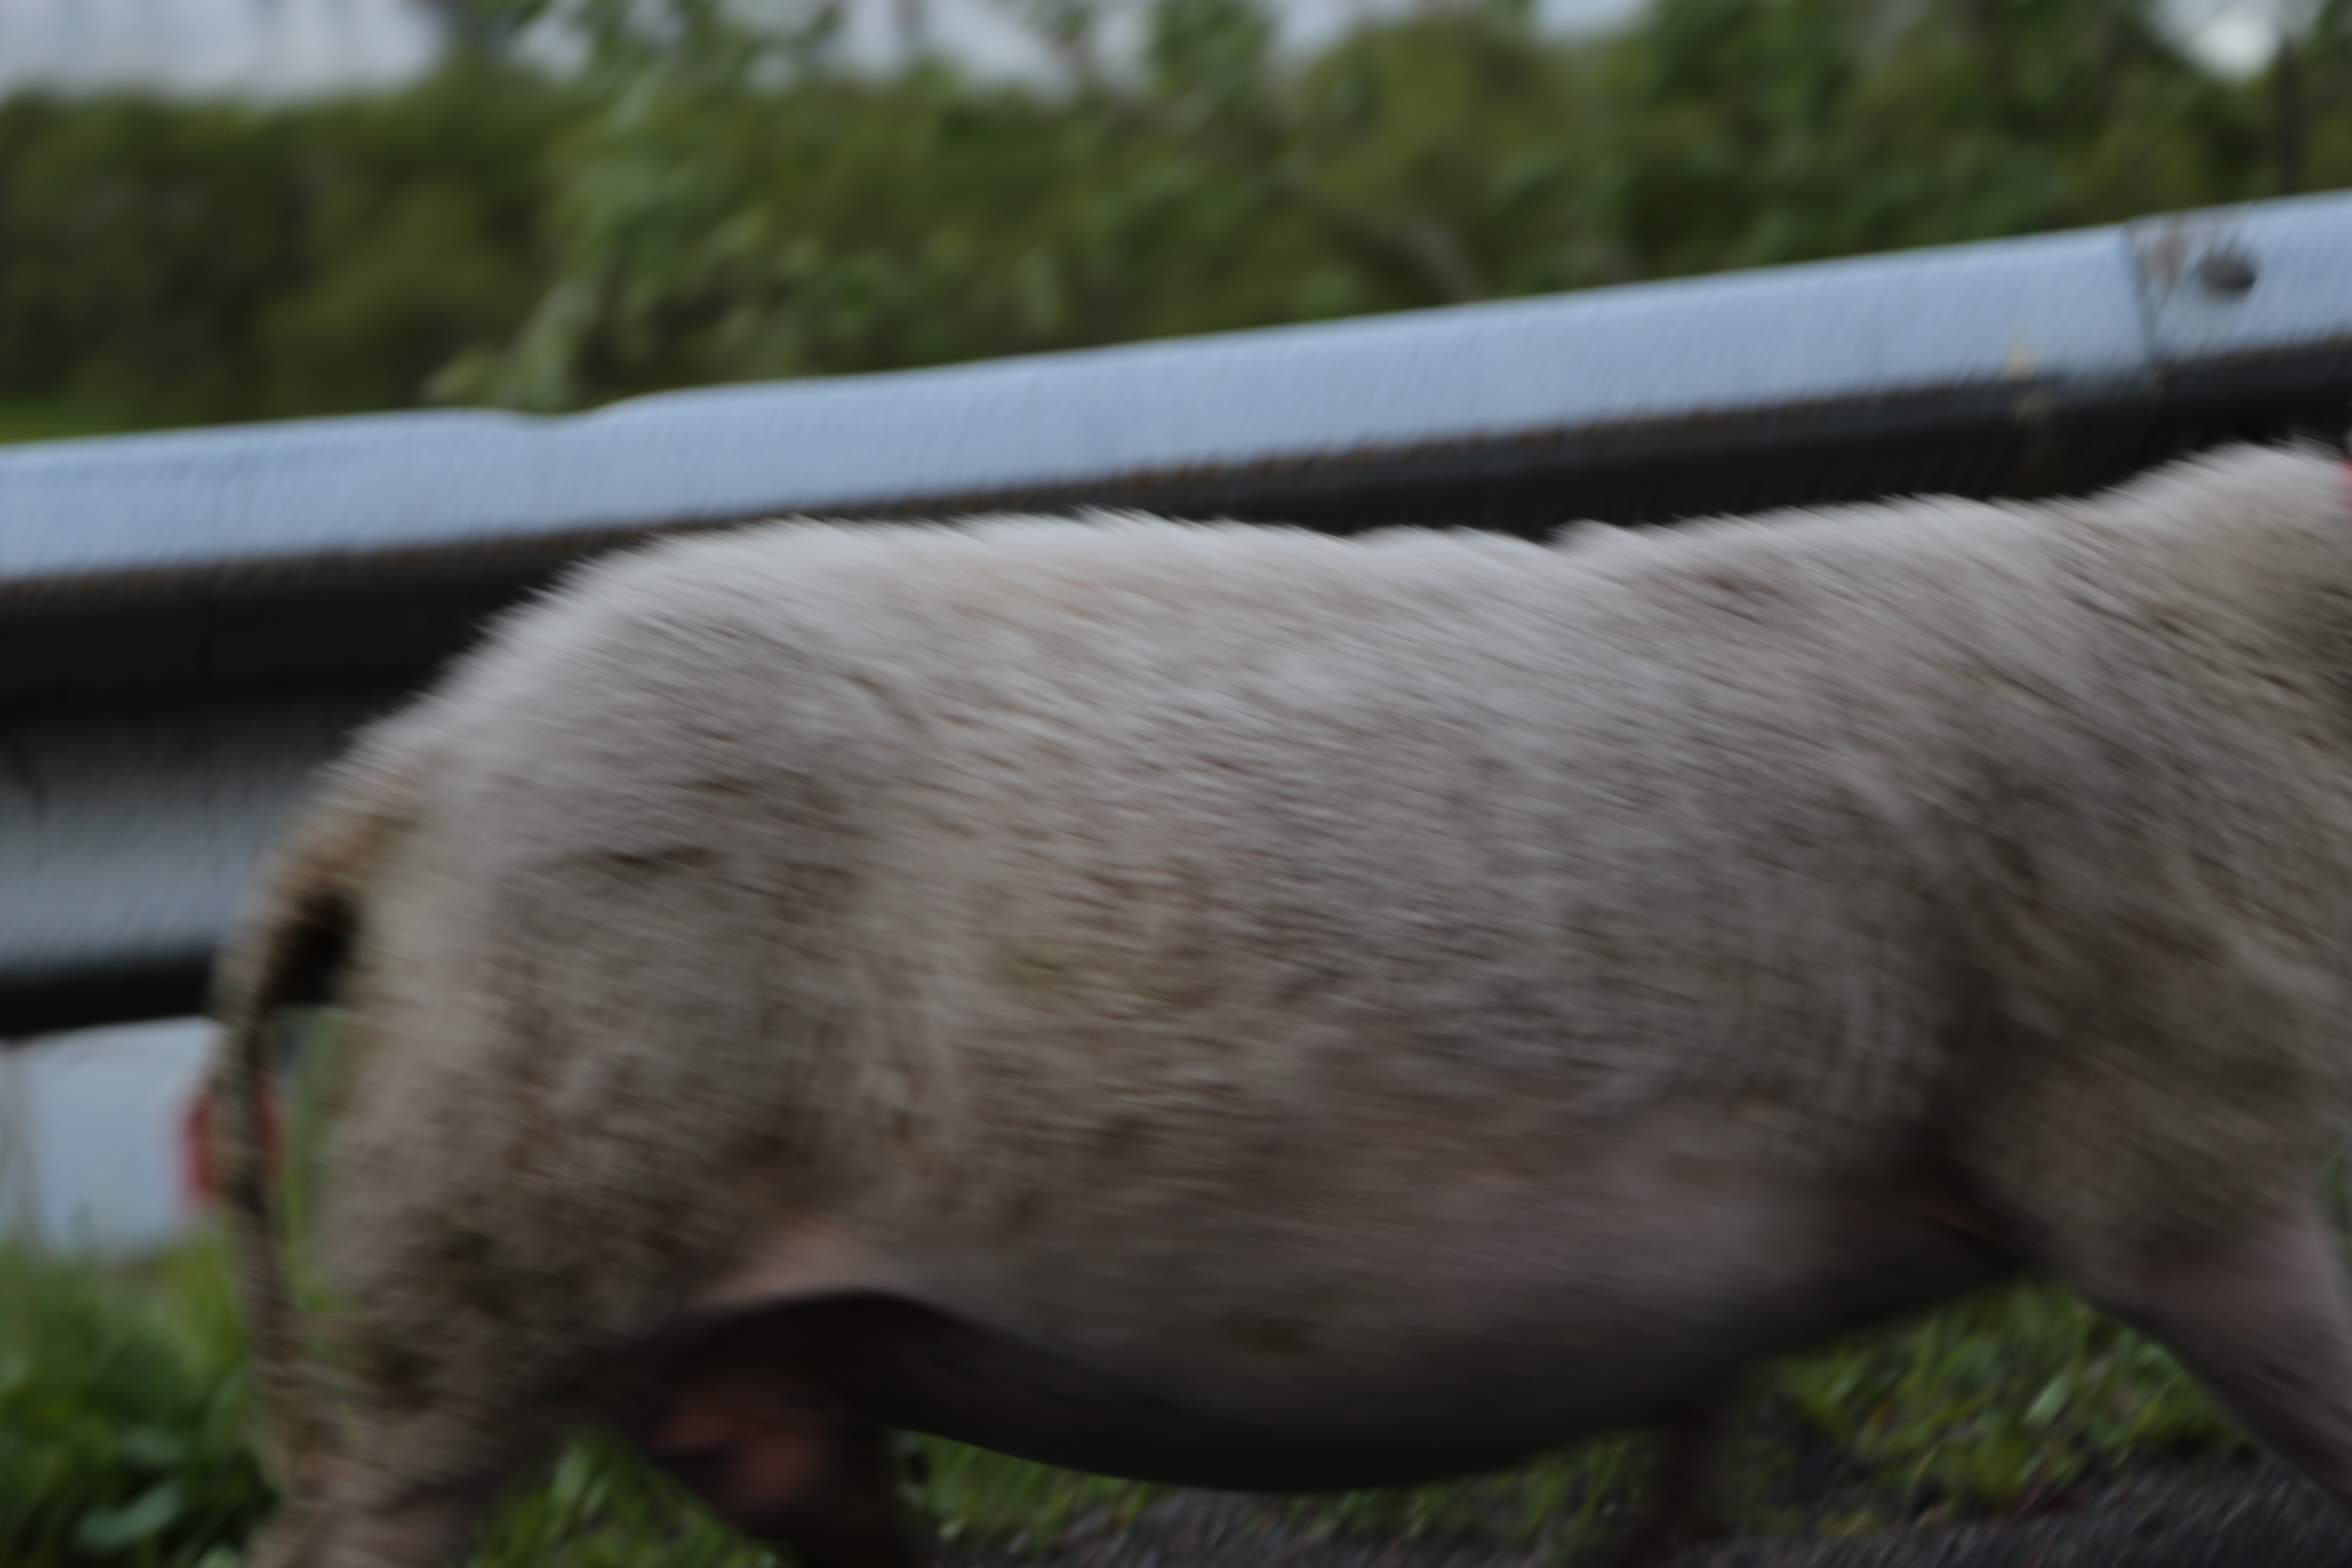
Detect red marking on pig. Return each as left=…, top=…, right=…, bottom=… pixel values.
left=181, top=1085, right=282, bottom=1211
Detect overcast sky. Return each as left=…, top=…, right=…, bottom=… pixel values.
left=0, top=0, right=1643, bottom=100
left=0, top=0, right=2297, bottom=99
left=0, top=0, right=439, bottom=98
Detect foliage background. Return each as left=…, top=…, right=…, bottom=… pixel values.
left=2, top=0, right=2349, bottom=438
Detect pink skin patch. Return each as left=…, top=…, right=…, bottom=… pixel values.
left=645, top=1369, right=839, bottom=1528
left=639, top=1327, right=925, bottom=1568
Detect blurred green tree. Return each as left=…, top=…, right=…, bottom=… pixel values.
left=442, top=0, right=2321, bottom=412
left=1596, top=0, right=2258, bottom=273
left=1, top=0, right=2344, bottom=433
left=0, top=67, right=567, bottom=426
left=2285, top=0, right=2352, bottom=186
left=430, top=0, right=1632, bottom=407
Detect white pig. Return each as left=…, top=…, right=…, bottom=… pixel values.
left=214, top=444, right=2352, bottom=1568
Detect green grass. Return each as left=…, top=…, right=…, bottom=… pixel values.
left=0, top=1237, right=2254, bottom=1568
left=0, top=1243, right=268, bottom=1568
left=0, top=398, right=156, bottom=446
left=1769, top=1283, right=2243, bottom=1529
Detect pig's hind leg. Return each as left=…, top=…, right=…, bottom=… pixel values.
left=1596, top=1402, right=1735, bottom=1568
left=640, top=1323, right=929, bottom=1568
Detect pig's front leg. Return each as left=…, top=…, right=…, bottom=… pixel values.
left=1600, top=1402, right=1735, bottom=1568
left=2078, top=1191, right=2352, bottom=1501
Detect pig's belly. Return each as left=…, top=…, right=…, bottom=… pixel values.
left=708, top=1167, right=2012, bottom=1492
left=793, top=1292, right=1660, bottom=1489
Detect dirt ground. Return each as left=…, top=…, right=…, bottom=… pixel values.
left=941, top=1465, right=2352, bottom=1568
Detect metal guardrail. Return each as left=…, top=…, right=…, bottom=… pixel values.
left=4, top=189, right=2350, bottom=1038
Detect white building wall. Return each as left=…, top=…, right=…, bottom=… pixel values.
left=0, top=1020, right=211, bottom=1254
